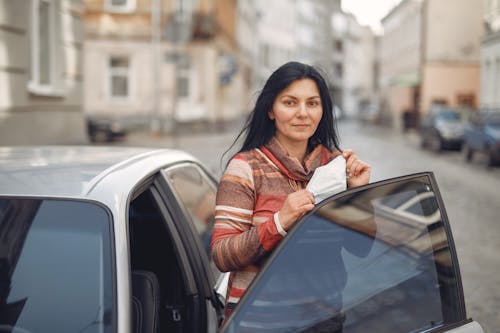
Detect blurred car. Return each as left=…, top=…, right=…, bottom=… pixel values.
left=358, top=103, right=379, bottom=124
left=463, top=110, right=500, bottom=166
left=420, top=107, right=464, bottom=151
left=0, top=147, right=484, bottom=333
left=86, top=116, right=127, bottom=142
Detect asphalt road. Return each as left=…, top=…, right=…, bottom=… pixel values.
left=119, top=119, right=500, bottom=332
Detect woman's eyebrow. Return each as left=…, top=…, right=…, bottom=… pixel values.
left=280, top=94, right=298, bottom=99
left=280, top=94, right=320, bottom=99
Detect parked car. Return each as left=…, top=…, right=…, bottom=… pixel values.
left=420, top=107, right=464, bottom=151
left=0, top=146, right=484, bottom=333
left=358, top=103, right=379, bottom=124
left=87, top=116, right=127, bottom=142
left=463, top=110, right=500, bottom=166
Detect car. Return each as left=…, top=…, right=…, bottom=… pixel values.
left=87, top=116, right=127, bottom=143
left=0, top=146, right=484, bottom=333
left=463, top=110, right=500, bottom=166
left=358, top=103, right=380, bottom=124
left=419, top=106, right=464, bottom=151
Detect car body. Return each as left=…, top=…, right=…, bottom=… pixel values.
left=463, top=110, right=500, bottom=166
left=420, top=107, right=464, bottom=151
left=358, top=103, right=380, bottom=124
left=0, top=146, right=484, bottom=333
left=87, top=116, right=127, bottom=142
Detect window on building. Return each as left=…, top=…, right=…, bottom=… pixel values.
left=335, top=63, right=343, bottom=78
left=28, top=0, right=62, bottom=96
left=105, top=0, right=136, bottom=13
left=496, top=59, right=500, bottom=105
left=335, top=40, right=343, bottom=52
left=261, top=44, right=270, bottom=68
left=109, top=56, right=130, bottom=99
left=176, top=54, right=191, bottom=98
left=456, top=94, right=475, bottom=108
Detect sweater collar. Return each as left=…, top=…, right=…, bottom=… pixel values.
left=259, top=137, right=328, bottom=182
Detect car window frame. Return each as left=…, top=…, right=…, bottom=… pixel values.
left=154, top=166, right=225, bottom=325
left=159, top=162, right=219, bottom=284
left=0, top=195, right=118, bottom=332
left=222, top=172, right=469, bottom=332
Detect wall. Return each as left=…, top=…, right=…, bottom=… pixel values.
left=420, top=0, right=483, bottom=113
left=389, top=85, right=414, bottom=128
left=421, top=63, right=480, bottom=111
left=0, top=0, right=86, bottom=145
left=380, top=0, right=423, bottom=86
left=425, top=0, right=483, bottom=63
left=480, top=0, right=500, bottom=108
left=379, top=0, right=423, bottom=125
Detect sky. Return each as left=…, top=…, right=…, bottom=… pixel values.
left=341, top=0, right=402, bottom=34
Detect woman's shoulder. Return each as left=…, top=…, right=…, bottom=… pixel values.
left=229, top=149, right=262, bottom=165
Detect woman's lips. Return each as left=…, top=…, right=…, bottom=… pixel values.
left=293, top=124, right=310, bottom=129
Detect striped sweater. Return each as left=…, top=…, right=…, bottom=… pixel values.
left=210, top=137, right=340, bottom=318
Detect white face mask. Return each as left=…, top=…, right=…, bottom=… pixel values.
left=307, top=155, right=347, bottom=204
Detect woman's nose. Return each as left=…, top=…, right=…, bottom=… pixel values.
left=297, top=103, right=308, bottom=116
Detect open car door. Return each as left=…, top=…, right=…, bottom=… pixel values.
left=222, top=173, right=484, bottom=333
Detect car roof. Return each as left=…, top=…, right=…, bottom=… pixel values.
left=0, top=146, right=198, bottom=199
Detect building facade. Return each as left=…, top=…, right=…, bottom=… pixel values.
left=380, top=0, right=483, bottom=129
left=296, top=0, right=341, bottom=102
left=250, top=0, right=297, bottom=90
left=380, top=0, right=424, bottom=129
left=84, top=0, right=245, bottom=133
left=0, top=0, right=86, bottom=144
left=481, top=0, right=500, bottom=108
left=331, top=11, right=376, bottom=118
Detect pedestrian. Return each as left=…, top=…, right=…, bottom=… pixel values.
left=210, top=61, right=371, bottom=320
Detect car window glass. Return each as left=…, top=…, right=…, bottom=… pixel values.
left=164, top=164, right=220, bottom=276
left=487, top=114, right=500, bottom=127
left=0, top=198, right=114, bottom=332
left=437, top=110, right=460, bottom=121
left=224, top=175, right=463, bottom=333
left=469, top=113, right=480, bottom=126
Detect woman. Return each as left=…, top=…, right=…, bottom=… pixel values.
left=210, top=61, right=371, bottom=318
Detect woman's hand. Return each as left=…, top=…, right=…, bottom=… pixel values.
left=343, top=150, right=371, bottom=188
left=277, top=189, right=315, bottom=231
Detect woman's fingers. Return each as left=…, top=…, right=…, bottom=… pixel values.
left=342, top=149, right=371, bottom=187
left=279, top=190, right=315, bottom=230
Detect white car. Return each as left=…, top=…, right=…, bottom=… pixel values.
left=0, top=146, right=484, bottom=333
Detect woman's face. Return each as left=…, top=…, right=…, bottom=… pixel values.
left=269, top=78, right=323, bottom=147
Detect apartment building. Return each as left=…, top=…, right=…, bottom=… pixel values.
left=380, top=0, right=483, bottom=129
left=481, top=0, right=500, bottom=108
left=0, top=0, right=86, bottom=144
left=331, top=11, right=376, bottom=118
left=84, top=0, right=244, bottom=133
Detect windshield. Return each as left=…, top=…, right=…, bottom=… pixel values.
left=437, top=110, right=461, bottom=121
left=486, top=114, right=500, bottom=127
left=0, top=198, right=114, bottom=333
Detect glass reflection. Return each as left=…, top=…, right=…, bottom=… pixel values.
left=226, top=176, right=461, bottom=333
left=0, top=199, right=114, bottom=333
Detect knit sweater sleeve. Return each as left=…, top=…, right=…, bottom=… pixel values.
left=210, top=154, right=282, bottom=272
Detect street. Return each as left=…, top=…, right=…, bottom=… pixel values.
left=118, top=120, right=500, bottom=332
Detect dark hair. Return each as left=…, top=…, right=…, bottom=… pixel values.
left=228, top=61, right=341, bottom=158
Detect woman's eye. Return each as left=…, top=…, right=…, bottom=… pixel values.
left=284, top=100, right=295, bottom=106
left=308, top=101, right=319, bottom=107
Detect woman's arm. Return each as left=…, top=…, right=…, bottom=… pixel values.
left=210, top=156, right=273, bottom=272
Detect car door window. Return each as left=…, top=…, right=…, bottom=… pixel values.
left=0, top=198, right=114, bottom=333
left=163, top=164, right=220, bottom=276
left=224, top=174, right=465, bottom=333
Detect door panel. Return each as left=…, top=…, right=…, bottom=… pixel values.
left=224, top=173, right=467, bottom=333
